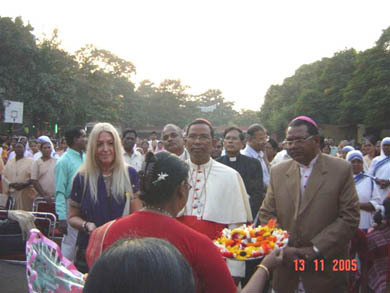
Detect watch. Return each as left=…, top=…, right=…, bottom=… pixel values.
left=82, top=221, right=88, bottom=232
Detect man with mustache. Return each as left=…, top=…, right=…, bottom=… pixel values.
left=178, top=118, right=252, bottom=280
left=259, top=116, right=359, bottom=293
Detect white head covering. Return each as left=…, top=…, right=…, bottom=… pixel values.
left=37, top=136, right=58, bottom=158
left=342, top=146, right=355, bottom=153
left=346, top=150, right=363, bottom=162
left=380, top=137, right=390, bottom=157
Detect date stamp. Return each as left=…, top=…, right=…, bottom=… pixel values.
left=294, top=259, right=358, bottom=272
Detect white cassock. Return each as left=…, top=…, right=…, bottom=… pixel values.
left=178, top=158, right=252, bottom=277
left=354, top=174, right=382, bottom=229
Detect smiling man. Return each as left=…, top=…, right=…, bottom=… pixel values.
left=259, top=116, right=359, bottom=293
left=178, top=118, right=252, bottom=279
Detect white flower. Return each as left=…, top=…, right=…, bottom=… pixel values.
left=152, top=172, right=169, bottom=185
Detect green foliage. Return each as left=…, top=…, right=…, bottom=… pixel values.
left=260, top=31, right=390, bottom=134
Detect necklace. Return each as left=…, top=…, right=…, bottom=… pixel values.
left=102, top=173, right=113, bottom=197
left=142, top=206, right=173, bottom=218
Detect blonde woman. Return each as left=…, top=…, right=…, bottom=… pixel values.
left=68, top=122, right=141, bottom=273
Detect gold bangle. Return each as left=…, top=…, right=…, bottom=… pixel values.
left=257, top=264, right=270, bottom=279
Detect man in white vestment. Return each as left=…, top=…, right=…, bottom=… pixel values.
left=177, top=118, right=252, bottom=280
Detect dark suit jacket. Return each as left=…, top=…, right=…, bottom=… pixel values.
left=260, top=153, right=360, bottom=293
left=218, top=154, right=264, bottom=217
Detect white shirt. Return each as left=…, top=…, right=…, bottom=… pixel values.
left=179, top=148, right=190, bottom=161
left=241, top=145, right=270, bottom=187
left=298, top=155, right=319, bottom=197
left=271, top=149, right=291, bottom=166
left=123, top=151, right=144, bottom=172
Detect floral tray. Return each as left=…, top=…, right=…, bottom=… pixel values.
left=213, top=219, right=289, bottom=261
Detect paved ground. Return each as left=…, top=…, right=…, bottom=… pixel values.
left=0, top=261, right=28, bottom=293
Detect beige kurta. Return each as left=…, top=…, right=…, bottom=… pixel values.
left=2, top=157, right=37, bottom=211
left=30, top=157, right=57, bottom=197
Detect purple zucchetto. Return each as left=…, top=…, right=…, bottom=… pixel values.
left=290, top=116, right=318, bottom=129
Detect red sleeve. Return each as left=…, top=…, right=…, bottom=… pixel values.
left=190, top=235, right=236, bottom=293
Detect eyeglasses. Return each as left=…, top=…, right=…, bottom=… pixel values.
left=187, top=134, right=211, bottom=142
left=283, top=135, right=314, bottom=147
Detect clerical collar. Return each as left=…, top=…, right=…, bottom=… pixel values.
left=229, top=157, right=237, bottom=162
left=297, top=154, right=319, bottom=169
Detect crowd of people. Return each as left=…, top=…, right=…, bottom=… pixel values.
left=1, top=117, right=390, bottom=292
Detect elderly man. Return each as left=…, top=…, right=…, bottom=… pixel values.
left=161, top=124, right=189, bottom=160
left=178, top=118, right=252, bottom=279
left=259, top=116, right=359, bottom=293
left=241, top=124, right=270, bottom=190
left=122, top=129, right=144, bottom=172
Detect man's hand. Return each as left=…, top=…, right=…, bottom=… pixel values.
left=57, top=220, right=68, bottom=235
left=296, top=247, right=317, bottom=261
left=283, top=247, right=301, bottom=265
left=262, top=248, right=284, bottom=270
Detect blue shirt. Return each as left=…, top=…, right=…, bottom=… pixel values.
left=55, top=148, right=85, bottom=220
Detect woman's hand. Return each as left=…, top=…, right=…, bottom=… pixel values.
left=261, top=248, right=284, bottom=271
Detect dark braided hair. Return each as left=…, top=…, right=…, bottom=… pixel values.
left=139, top=151, right=189, bottom=205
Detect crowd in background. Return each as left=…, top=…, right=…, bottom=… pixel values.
left=1, top=121, right=390, bottom=293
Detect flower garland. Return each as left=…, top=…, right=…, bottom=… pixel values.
left=213, top=219, right=289, bottom=261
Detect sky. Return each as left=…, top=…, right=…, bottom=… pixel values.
left=2, top=0, right=390, bottom=111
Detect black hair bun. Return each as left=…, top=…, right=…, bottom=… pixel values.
left=145, top=151, right=157, bottom=163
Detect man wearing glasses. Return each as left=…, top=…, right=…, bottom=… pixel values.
left=241, top=124, right=270, bottom=190
left=178, top=118, right=252, bottom=281
left=259, top=116, right=359, bottom=293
